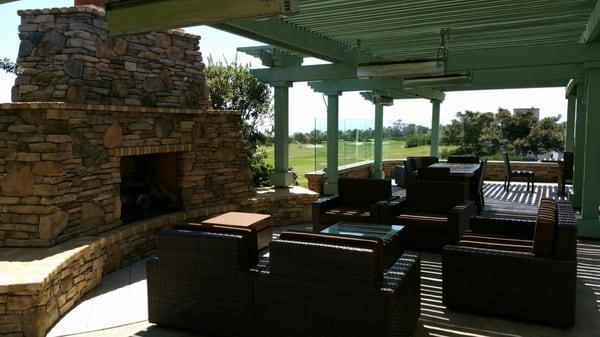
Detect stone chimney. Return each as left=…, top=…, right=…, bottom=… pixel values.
left=75, top=0, right=104, bottom=7
left=12, top=6, right=209, bottom=107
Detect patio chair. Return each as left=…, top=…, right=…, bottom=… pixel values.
left=312, top=177, right=392, bottom=231
left=380, top=180, right=476, bottom=250
left=503, top=152, right=534, bottom=191
left=442, top=199, right=577, bottom=327
left=418, top=167, right=451, bottom=181
left=559, top=151, right=573, bottom=196
left=470, top=160, right=487, bottom=212
left=255, top=232, right=420, bottom=337
left=447, top=154, right=480, bottom=164
left=395, top=156, right=439, bottom=186
left=147, top=225, right=264, bottom=337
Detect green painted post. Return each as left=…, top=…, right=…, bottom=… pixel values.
left=324, top=92, right=341, bottom=195
left=270, top=82, right=294, bottom=187
left=430, top=100, right=441, bottom=157
left=565, top=94, right=576, bottom=152
left=572, top=84, right=587, bottom=208
left=578, top=67, right=600, bottom=238
left=373, top=103, right=384, bottom=179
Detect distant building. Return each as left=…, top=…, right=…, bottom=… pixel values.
left=513, top=107, right=540, bottom=120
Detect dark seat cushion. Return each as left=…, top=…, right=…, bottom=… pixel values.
left=337, top=177, right=391, bottom=207
left=532, top=198, right=557, bottom=257
left=458, top=239, right=533, bottom=253
left=279, top=230, right=384, bottom=274
left=395, top=212, right=448, bottom=233
left=321, top=206, right=371, bottom=223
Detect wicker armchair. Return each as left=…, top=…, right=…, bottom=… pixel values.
left=442, top=199, right=577, bottom=327
left=380, top=180, right=476, bottom=251
left=147, top=226, right=262, bottom=337
left=255, top=232, right=421, bottom=337
left=312, top=177, right=393, bottom=231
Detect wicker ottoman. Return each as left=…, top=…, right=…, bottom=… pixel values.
left=201, top=212, right=273, bottom=250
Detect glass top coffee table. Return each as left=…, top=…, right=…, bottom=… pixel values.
left=321, top=222, right=405, bottom=269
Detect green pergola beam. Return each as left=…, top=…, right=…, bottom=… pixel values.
left=581, top=0, right=600, bottom=43
left=105, top=0, right=296, bottom=35
left=237, top=46, right=303, bottom=68
left=213, top=19, right=363, bottom=63
left=446, top=43, right=600, bottom=71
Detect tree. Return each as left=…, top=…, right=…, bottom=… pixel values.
left=1, top=58, right=18, bottom=74
left=527, top=116, right=565, bottom=154
left=442, top=107, right=566, bottom=158
left=205, top=58, right=274, bottom=186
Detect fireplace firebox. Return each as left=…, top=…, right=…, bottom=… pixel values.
left=120, top=153, right=182, bottom=223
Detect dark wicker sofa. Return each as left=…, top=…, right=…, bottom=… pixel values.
left=312, top=177, right=392, bottom=231
left=442, top=199, right=577, bottom=327
left=380, top=180, right=476, bottom=250
left=147, top=225, right=263, bottom=337
left=255, top=231, right=421, bottom=337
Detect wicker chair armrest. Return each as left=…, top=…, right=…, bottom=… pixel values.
left=378, top=199, right=407, bottom=224
left=469, top=216, right=536, bottom=238
left=312, top=195, right=340, bottom=230
left=381, top=252, right=420, bottom=291
left=447, top=201, right=476, bottom=244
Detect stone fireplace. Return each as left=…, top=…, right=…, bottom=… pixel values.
left=0, top=5, right=255, bottom=247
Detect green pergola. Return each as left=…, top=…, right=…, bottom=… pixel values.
left=105, top=0, right=600, bottom=238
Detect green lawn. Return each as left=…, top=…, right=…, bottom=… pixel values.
left=261, top=140, right=457, bottom=186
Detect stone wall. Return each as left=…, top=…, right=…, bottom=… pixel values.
left=12, top=6, right=208, bottom=108
left=239, top=186, right=319, bottom=226
left=0, top=203, right=237, bottom=337
left=305, top=159, right=560, bottom=194
left=0, top=103, right=254, bottom=247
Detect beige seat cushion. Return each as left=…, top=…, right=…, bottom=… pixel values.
left=201, top=212, right=272, bottom=231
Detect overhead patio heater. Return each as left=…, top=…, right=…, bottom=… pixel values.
left=356, top=60, right=445, bottom=79
left=105, top=0, right=299, bottom=35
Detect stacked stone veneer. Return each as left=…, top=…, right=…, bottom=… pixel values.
left=12, top=6, right=208, bottom=108
left=0, top=102, right=254, bottom=247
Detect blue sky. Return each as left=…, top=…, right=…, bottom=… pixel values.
left=1, top=0, right=568, bottom=133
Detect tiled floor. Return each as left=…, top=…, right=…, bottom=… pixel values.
left=47, top=259, right=149, bottom=337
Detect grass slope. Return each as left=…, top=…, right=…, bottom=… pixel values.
left=261, top=140, right=457, bottom=186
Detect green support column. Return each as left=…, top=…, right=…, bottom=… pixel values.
left=373, top=103, right=384, bottom=179
left=565, top=94, right=576, bottom=153
left=324, top=92, right=341, bottom=195
left=578, top=67, right=600, bottom=238
left=270, top=82, right=294, bottom=187
left=572, top=85, right=587, bottom=208
left=430, top=100, right=441, bottom=157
